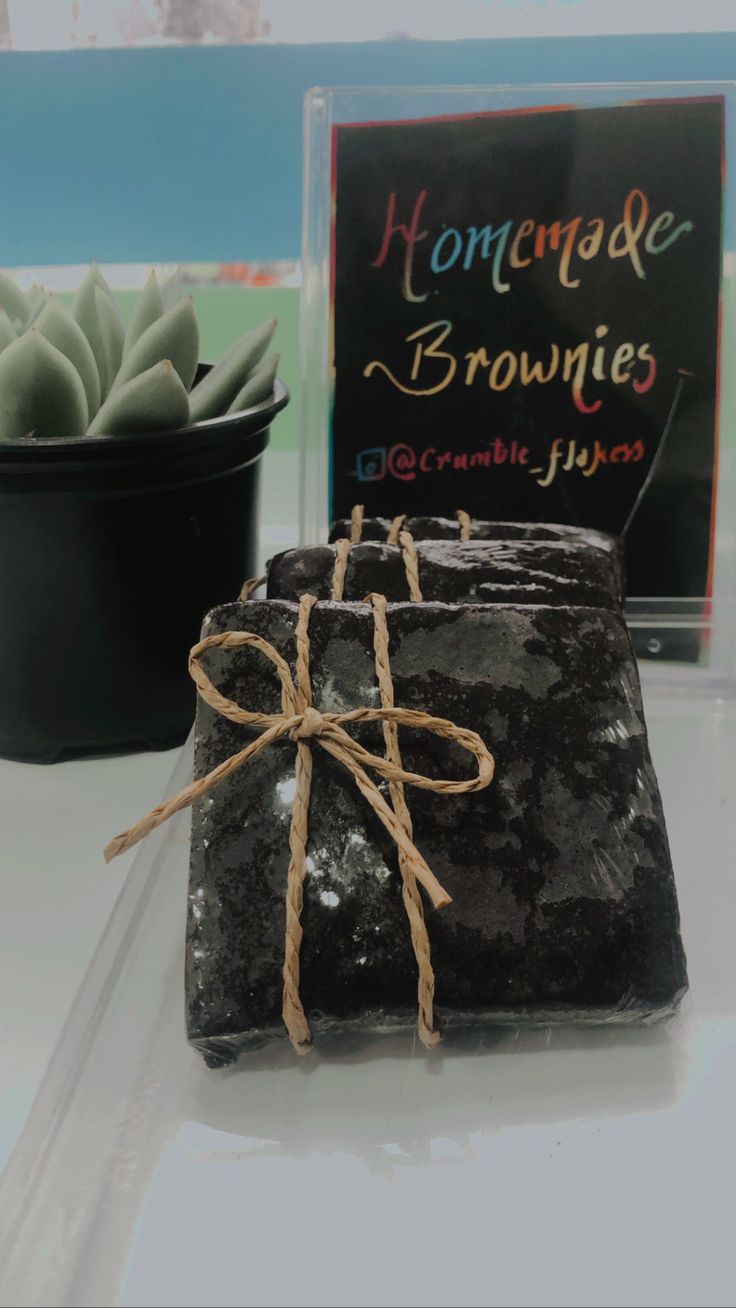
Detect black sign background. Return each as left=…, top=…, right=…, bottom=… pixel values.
left=330, top=98, right=724, bottom=599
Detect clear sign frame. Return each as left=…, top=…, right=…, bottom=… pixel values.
left=301, top=82, right=736, bottom=691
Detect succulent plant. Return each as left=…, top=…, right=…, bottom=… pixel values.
left=0, top=264, right=278, bottom=441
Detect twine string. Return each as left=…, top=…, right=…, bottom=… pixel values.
left=456, top=509, right=472, bottom=541
left=333, top=507, right=473, bottom=600
left=239, top=575, right=267, bottom=601
left=332, top=506, right=423, bottom=602
left=386, top=514, right=406, bottom=544
left=349, top=503, right=364, bottom=543
left=369, top=593, right=439, bottom=1046
left=281, top=592, right=317, bottom=1050
left=397, top=530, right=423, bottom=601
left=104, top=594, right=494, bottom=1051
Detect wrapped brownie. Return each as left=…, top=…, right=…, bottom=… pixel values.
left=174, top=598, right=686, bottom=1066
left=267, top=539, right=622, bottom=609
left=329, top=513, right=624, bottom=589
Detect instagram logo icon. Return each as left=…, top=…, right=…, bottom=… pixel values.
left=356, top=447, right=387, bottom=482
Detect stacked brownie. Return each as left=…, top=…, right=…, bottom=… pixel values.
left=185, top=513, right=686, bottom=1065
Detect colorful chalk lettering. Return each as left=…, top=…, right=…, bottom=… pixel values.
left=330, top=98, right=724, bottom=605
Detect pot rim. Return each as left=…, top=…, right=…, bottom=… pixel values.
left=0, top=377, right=289, bottom=466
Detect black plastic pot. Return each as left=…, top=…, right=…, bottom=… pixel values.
left=0, top=375, right=288, bottom=762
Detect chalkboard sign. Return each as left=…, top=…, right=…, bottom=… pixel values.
left=329, top=96, right=725, bottom=602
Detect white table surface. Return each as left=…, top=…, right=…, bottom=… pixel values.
left=0, top=451, right=298, bottom=1174
left=1, top=684, right=734, bottom=1308
left=0, top=747, right=179, bottom=1171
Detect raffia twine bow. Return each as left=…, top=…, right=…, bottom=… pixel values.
left=105, top=592, right=495, bottom=1053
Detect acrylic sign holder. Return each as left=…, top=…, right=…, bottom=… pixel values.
left=301, top=82, right=736, bottom=693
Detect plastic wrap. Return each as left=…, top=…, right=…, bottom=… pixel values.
left=266, top=538, right=621, bottom=608
left=186, top=598, right=685, bottom=1065
left=329, top=515, right=624, bottom=584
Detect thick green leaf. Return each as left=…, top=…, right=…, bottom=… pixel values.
left=72, top=266, right=124, bottom=400
left=36, top=299, right=101, bottom=418
left=160, top=267, right=184, bottom=310
left=189, top=318, right=276, bottom=422
left=72, top=267, right=107, bottom=393
left=122, top=269, right=165, bottom=359
left=0, top=312, right=17, bottom=354
left=226, top=352, right=279, bottom=414
left=0, top=329, right=88, bottom=440
left=94, top=286, right=124, bottom=391
left=87, top=360, right=189, bottom=436
left=90, top=261, right=117, bottom=303
left=113, top=297, right=199, bottom=393
left=26, top=284, right=49, bottom=323
left=0, top=271, right=29, bottom=325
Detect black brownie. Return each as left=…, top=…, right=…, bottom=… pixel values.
left=187, top=600, right=686, bottom=1066
left=329, top=516, right=624, bottom=594
left=267, top=539, right=621, bottom=609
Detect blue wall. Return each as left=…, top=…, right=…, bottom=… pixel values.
left=1, top=34, right=734, bottom=265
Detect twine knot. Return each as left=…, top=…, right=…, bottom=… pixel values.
left=105, top=592, right=494, bottom=1054
left=292, top=706, right=326, bottom=740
